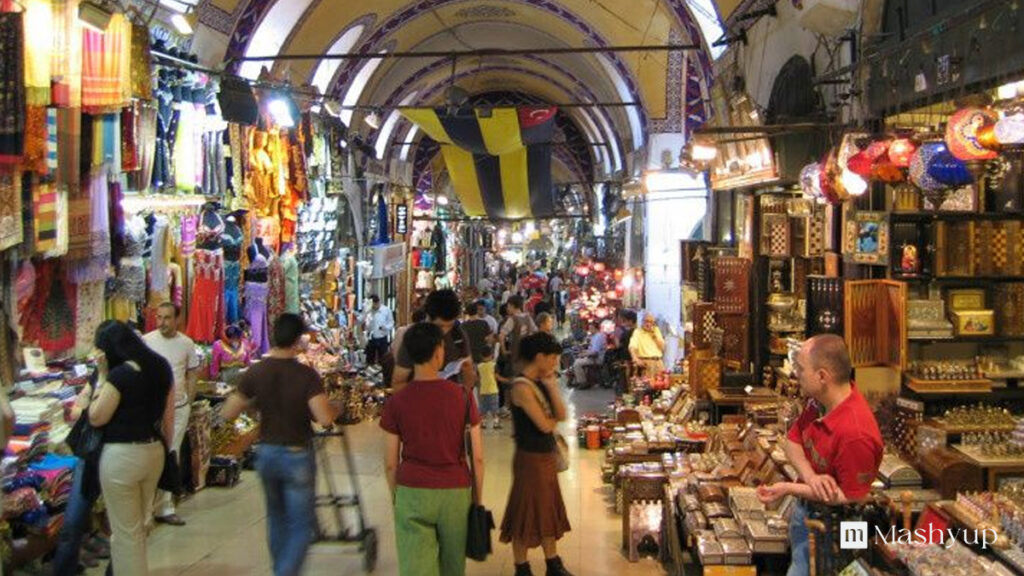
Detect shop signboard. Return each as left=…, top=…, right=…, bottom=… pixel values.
left=370, top=242, right=407, bottom=278
left=396, top=204, right=408, bottom=235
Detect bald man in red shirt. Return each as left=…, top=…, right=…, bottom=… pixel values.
left=757, top=334, right=883, bottom=576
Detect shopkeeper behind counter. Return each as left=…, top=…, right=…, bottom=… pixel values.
left=756, top=334, right=883, bottom=576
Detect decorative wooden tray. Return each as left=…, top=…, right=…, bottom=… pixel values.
left=905, top=376, right=993, bottom=394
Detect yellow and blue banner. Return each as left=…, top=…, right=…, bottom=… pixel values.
left=401, top=107, right=558, bottom=219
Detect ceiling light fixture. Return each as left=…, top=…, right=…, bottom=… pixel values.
left=170, top=11, right=193, bottom=35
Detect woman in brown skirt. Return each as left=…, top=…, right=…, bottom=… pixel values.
left=500, top=332, right=573, bottom=576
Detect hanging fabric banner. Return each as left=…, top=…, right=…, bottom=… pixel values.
left=401, top=106, right=557, bottom=219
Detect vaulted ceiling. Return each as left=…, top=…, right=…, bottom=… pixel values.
left=196, top=0, right=734, bottom=182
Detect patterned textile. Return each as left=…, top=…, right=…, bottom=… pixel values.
left=0, top=168, right=23, bottom=250
left=129, top=23, right=151, bottom=100
left=50, top=0, right=82, bottom=108
left=32, top=179, right=58, bottom=254
left=121, top=105, right=138, bottom=172
left=22, top=105, right=47, bottom=175
left=81, top=13, right=130, bottom=111
left=267, top=255, right=285, bottom=327
left=0, top=11, right=26, bottom=164
left=45, top=107, right=57, bottom=174
left=23, top=0, right=52, bottom=105
left=20, top=260, right=76, bottom=353
left=66, top=169, right=110, bottom=283
left=127, top=101, right=156, bottom=192
left=74, top=281, right=104, bottom=357
left=180, top=214, right=198, bottom=257
left=55, top=107, right=81, bottom=189
left=91, top=113, right=120, bottom=169
left=112, top=215, right=146, bottom=302
left=186, top=249, right=225, bottom=344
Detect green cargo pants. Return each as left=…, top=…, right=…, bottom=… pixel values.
left=394, top=485, right=472, bottom=576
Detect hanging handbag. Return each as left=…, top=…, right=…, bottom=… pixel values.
left=463, top=390, right=494, bottom=561
left=519, top=378, right=570, bottom=473
left=156, top=421, right=183, bottom=496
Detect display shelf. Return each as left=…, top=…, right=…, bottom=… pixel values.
left=908, top=336, right=1024, bottom=344
left=951, top=444, right=1024, bottom=467
left=904, top=376, right=994, bottom=394
left=891, top=212, right=1024, bottom=222
left=932, top=276, right=1024, bottom=283
left=922, top=419, right=1017, bottom=435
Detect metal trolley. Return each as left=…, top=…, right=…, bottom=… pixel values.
left=313, top=429, right=378, bottom=572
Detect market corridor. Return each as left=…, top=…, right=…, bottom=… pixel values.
left=76, top=388, right=661, bottom=576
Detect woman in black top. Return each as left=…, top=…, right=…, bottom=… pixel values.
left=499, top=333, right=573, bottom=576
left=88, top=321, right=174, bottom=576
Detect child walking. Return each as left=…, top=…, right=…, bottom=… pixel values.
left=478, top=348, right=502, bottom=430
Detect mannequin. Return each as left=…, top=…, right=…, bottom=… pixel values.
left=186, top=202, right=226, bottom=343
left=244, top=237, right=271, bottom=355
left=222, top=212, right=244, bottom=324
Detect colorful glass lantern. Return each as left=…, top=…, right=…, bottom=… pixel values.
left=888, top=138, right=917, bottom=168
left=926, top=147, right=974, bottom=187
left=995, top=111, right=1024, bottom=152
left=819, top=150, right=841, bottom=203
left=593, top=262, right=606, bottom=272
left=840, top=169, right=868, bottom=197
left=946, top=107, right=999, bottom=162
left=800, top=162, right=823, bottom=198
left=838, top=132, right=867, bottom=171
left=865, top=139, right=892, bottom=161
left=909, top=141, right=947, bottom=192
left=846, top=151, right=874, bottom=178
left=575, top=265, right=590, bottom=276
left=872, top=162, right=905, bottom=184
left=605, top=290, right=618, bottom=300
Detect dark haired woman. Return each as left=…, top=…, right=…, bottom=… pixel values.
left=88, top=321, right=174, bottom=576
left=210, top=324, right=251, bottom=385
left=500, top=332, right=573, bottom=576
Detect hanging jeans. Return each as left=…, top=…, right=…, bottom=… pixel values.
left=254, top=444, right=316, bottom=576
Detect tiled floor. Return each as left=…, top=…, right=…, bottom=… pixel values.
left=81, top=385, right=668, bottom=575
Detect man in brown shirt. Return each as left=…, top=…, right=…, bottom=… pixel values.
left=220, top=313, right=337, bottom=576
left=391, top=289, right=477, bottom=392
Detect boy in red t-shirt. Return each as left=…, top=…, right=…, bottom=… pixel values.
left=381, top=322, right=485, bottom=575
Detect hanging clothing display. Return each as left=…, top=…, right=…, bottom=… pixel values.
left=111, top=215, right=147, bottom=304
left=50, top=0, right=82, bottom=108
left=0, top=168, right=23, bottom=250
left=66, top=168, right=110, bottom=283
left=22, top=0, right=52, bottom=106
left=185, top=248, right=224, bottom=344
left=56, top=107, right=81, bottom=190
left=81, top=13, right=130, bottom=111
left=0, top=10, right=26, bottom=164
left=431, top=225, right=447, bottom=272
left=128, top=23, right=151, bottom=101
left=282, top=251, right=300, bottom=314
left=244, top=248, right=270, bottom=356
left=74, top=281, right=104, bottom=357
left=267, top=254, right=285, bottom=327
left=20, top=260, right=76, bottom=353
left=222, top=223, right=243, bottom=325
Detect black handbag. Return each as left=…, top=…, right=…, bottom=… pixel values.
left=67, top=415, right=103, bottom=460
left=463, top=391, right=494, bottom=561
left=156, top=423, right=183, bottom=496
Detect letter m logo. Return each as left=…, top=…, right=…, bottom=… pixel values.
left=840, top=521, right=869, bottom=549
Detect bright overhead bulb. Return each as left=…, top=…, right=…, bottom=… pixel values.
left=267, top=99, right=294, bottom=128
left=511, top=232, right=524, bottom=244
left=170, top=12, right=193, bottom=35
left=364, top=111, right=381, bottom=130
left=436, top=194, right=449, bottom=206
left=691, top=140, right=718, bottom=162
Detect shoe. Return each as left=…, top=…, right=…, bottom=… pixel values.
left=79, top=550, right=99, bottom=568
left=545, top=556, right=574, bottom=576
left=84, top=536, right=110, bottom=559
left=154, top=514, right=186, bottom=526
left=514, top=562, right=534, bottom=576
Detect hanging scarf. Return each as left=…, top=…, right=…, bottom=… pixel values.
left=20, top=259, right=76, bottom=353
left=33, top=179, right=58, bottom=254
left=121, top=105, right=138, bottom=172
left=0, top=168, right=23, bottom=250
left=22, top=105, right=47, bottom=175
left=56, top=107, right=81, bottom=189
left=0, top=11, right=26, bottom=164
left=50, top=0, right=81, bottom=107
left=91, top=112, right=120, bottom=169
left=129, top=23, right=151, bottom=100
left=81, top=13, right=129, bottom=111
left=23, top=0, right=52, bottom=106
left=67, top=168, right=110, bottom=282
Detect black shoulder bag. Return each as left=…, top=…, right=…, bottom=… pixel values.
left=463, top=390, right=494, bottom=561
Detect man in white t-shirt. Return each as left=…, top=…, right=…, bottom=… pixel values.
left=143, top=302, right=200, bottom=527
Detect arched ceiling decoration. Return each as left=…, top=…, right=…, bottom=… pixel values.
left=209, top=0, right=728, bottom=183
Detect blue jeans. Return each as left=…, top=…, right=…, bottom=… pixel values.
left=788, top=501, right=810, bottom=576
left=52, top=458, right=100, bottom=576
left=255, top=444, right=317, bottom=576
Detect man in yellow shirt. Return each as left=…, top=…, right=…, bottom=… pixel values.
left=629, top=313, right=666, bottom=375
